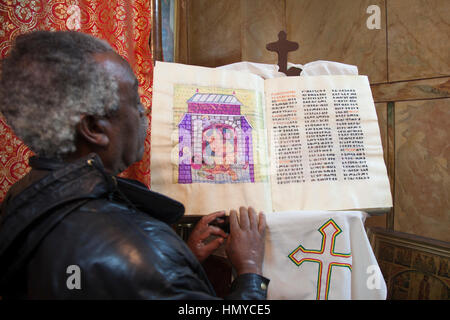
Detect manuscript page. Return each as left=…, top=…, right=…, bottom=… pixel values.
left=265, top=75, right=392, bottom=212
left=151, top=62, right=272, bottom=215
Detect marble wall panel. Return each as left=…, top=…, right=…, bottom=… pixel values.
left=365, top=214, right=387, bottom=229
left=187, top=0, right=241, bottom=67
left=241, top=0, right=285, bottom=64
left=286, top=0, right=387, bottom=83
left=387, top=0, right=450, bottom=81
left=394, top=99, right=450, bottom=242
left=371, top=77, right=450, bottom=103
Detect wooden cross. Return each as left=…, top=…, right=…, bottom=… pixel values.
left=266, top=31, right=302, bottom=76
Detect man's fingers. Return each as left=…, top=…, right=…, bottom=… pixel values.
left=203, top=238, right=224, bottom=254
left=202, top=210, right=226, bottom=225
left=229, top=210, right=239, bottom=232
left=195, top=226, right=228, bottom=243
left=239, top=207, right=250, bottom=230
left=258, top=212, right=266, bottom=235
left=225, top=230, right=232, bottom=250
left=248, top=207, right=257, bottom=230
left=208, top=226, right=228, bottom=239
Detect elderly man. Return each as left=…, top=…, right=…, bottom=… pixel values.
left=0, top=31, right=268, bottom=299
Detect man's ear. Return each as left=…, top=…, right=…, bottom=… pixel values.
left=77, top=114, right=110, bottom=147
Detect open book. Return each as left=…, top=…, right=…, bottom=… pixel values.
left=150, top=62, right=392, bottom=215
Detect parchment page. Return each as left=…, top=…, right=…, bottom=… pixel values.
left=151, top=62, right=271, bottom=215
left=265, top=75, right=392, bottom=211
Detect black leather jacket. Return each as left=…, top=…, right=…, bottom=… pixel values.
left=0, top=154, right=269, bottom=299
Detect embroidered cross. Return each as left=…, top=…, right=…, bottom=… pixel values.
left=288, top=219, right=352, bottom=300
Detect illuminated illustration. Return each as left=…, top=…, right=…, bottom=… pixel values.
left=177, top=90, right=255, bottom=184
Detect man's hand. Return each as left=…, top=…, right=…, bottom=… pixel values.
left=225, top=207, right=266, bottom=276
left=187, top=211, right=228, bottom=263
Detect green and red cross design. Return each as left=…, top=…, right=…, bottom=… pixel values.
left=288, top=218, right=352, bottom=300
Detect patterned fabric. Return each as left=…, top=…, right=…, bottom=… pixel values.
left=0, top=0, right=153, bottom=201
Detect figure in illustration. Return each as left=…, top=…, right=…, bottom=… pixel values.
left=418, top=275, right=431, bottom=300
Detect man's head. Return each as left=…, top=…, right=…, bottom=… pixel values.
left=0, top=31, right=148, bottom=174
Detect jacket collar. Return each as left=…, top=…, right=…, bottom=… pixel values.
left=27, top=154, right=185, bottom=225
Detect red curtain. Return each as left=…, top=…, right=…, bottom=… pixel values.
left=0, top=0, right=153, bottom=201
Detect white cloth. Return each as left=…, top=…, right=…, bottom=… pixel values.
left=216, top=61, right=286, bottom=79
left=263, top=211, right=386, bottom=300
left=216, top=60, right=358, bottom=78
left=299, top=60, right=358, bottom=76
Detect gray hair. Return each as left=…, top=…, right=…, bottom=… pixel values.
left=0, top=30, right=120, bottom=158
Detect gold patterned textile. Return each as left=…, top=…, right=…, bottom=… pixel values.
left=0, top=0, right=153, bottom=201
